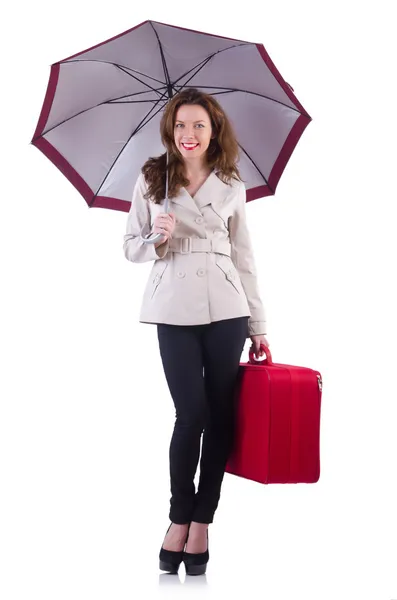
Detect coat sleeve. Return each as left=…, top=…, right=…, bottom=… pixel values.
left=123, top=173, right=169, bottom=263
left=229, top=180, right=267, bottom=337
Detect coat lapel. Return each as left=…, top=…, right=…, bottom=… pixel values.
left=169, top=186, right=201, bottom=217
left=169, top=171, right=231, bottom=215
left=193, top=171, right=231, bottom=211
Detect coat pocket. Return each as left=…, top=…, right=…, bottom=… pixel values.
left=215, top=255, right=242, bottom=295
left=149, top=260, right=168, bottom=299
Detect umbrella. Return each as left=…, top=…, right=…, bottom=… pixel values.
left=31, top=19, right=312, bottom=246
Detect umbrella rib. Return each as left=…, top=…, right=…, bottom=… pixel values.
left=104, top=86, right=167, bottom=104
left=131, top=101, right=168, bottom=134
left=108, top=98, right=165, bottom=104
left=91, top=91, right=169, bottom=204
left=238, top=143, right=274, bottom=193
left=64, top=58, right=167, bottom=87
left=115, top=64, right=165, bottom=97
left=33, top=88, right=168, bottom=139
left=149, top=22, right=177, bottom=99
left=172, top=56, right=213, bottom=92
left=171, top=42, right=250, bottom=88
left=180, top=85, right=305, bottom=116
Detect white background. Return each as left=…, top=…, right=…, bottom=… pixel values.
left=1, top=0, right=396, bottom=598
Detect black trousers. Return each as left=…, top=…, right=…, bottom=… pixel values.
left=157, top=316, right=249, bottom=524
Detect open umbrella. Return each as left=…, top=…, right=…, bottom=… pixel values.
left=31, top=19, right=312, bottom=245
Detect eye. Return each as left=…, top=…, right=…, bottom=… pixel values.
left=195, top=124, right=204, bottom=128
left=175, top=123, right=184, bottom=128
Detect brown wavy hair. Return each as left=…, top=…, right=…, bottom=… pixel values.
left=141, top=88, right=241, bottom=204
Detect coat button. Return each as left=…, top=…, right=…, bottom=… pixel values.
left=227, top=270, right=235, bottom=280
left=197, top=268, right=205, bottom=277
left=177, top=271, right=185, bottom=278
left=195, top=217, right=204, bottom=224
left=153, top=273, right=161, bottom=284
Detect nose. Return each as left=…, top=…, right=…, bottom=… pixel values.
left=182, top=126, right=196, bottom=139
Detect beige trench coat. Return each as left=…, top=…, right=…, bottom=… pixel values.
left=123, top=170, right=267, bottom=337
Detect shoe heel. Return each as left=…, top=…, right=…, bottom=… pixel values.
left=159, top=559, right=179, bottom=574
left=185, top=562, right=207, bottom=576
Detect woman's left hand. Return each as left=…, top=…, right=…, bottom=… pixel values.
left=250, top=334, right=269, bottom=358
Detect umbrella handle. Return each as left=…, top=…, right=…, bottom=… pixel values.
left=141, top=151, right=169, bottom=244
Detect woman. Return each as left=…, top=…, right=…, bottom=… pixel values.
left=123, top=88, right=269, bottom=575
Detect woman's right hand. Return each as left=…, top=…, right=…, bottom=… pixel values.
left=152, top=212, right=176, bottom=245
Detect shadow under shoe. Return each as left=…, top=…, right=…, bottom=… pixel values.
left=159, top=523, right=188, bottom=574
left=183, top=529, right=209, bottom=576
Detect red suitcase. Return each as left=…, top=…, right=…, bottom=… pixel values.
left=225, top=344, right=323, bottom=484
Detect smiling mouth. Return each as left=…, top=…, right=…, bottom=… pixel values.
left=181, top=143, right=199, bottom=151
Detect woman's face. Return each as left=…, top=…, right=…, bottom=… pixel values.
left=174, top=103, right=213, bottom=163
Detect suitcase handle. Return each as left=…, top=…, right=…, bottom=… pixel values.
left=248, top=343, right=273, bottom=365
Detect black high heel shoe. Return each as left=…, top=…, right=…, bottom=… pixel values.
left=159, top=523, right=189, bottom=574
left=183, top=528, right=209, bottom=576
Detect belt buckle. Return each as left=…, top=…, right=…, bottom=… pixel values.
left=180, top=238, right=191, bottom=254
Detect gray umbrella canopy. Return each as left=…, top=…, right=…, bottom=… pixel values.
left=31, top=19, right=312, bottom=245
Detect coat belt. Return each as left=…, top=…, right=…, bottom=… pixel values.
left=168, top=237, right=231, bottom=256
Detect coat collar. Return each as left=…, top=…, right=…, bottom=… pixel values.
left=169, top=170, right=232, bottom=216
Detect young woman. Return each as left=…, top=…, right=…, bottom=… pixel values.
left=123, top=88, right=269, bottom=575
